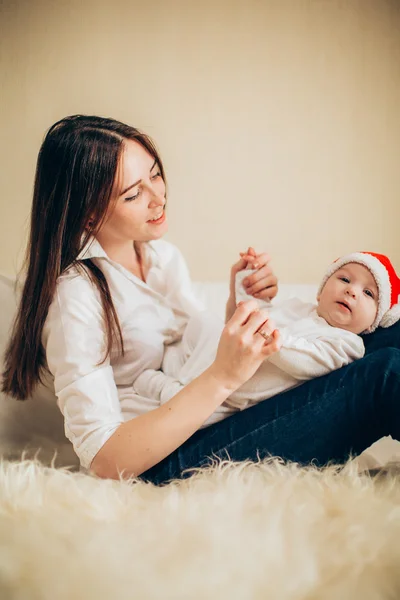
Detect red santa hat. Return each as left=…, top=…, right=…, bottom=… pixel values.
left=318, top=252, right=400, bottom=333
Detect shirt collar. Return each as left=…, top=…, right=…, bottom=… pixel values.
left=76, top=237, right=158, bottom=269
left=77, top=237, right=108, bottom=261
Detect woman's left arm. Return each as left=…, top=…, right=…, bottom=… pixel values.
left=226, top=247, right=278, bottom=322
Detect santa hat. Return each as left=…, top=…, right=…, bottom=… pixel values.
left=318, top=252, right=400, bottom=333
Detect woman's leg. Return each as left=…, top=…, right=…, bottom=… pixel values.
left=141, top=347, right=400, bottom=485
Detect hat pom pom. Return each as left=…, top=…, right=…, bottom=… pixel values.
left=380, top=303, right=400, bottom=328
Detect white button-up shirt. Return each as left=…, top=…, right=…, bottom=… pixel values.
left=42, top=238, right=229, bottom=470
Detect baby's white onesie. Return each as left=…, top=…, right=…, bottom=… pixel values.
left=133, top=293, right=365, bottom=410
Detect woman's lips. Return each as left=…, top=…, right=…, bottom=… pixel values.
left=147, top=211, right=165, bottom=225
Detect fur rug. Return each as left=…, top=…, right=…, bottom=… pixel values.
left=1, top=458, right=400, bottom=599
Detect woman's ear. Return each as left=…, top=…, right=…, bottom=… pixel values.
left=85, top=218, right=94, bottom=232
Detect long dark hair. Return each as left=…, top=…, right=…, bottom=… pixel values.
left=2, top=115, right=166, bottom=400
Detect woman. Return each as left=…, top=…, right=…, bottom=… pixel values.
left=2, top=115, right=400, bottom=485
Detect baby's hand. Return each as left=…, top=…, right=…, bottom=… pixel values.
left=229, top=246, right=256, bottom=299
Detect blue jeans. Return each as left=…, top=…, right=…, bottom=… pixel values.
left=141, top=322, right=400, bottom=485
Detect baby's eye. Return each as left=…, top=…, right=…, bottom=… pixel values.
left=364, top=289, right=375, bottom=299
left=339, top=276, right=350, bottom=283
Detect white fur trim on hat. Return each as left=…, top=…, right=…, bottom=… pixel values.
left=380, top=298, right=400, bottom=328
left=318, top=252, right=392, bottom=333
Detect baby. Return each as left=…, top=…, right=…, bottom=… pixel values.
left=134, top=252, right=400, bottom=410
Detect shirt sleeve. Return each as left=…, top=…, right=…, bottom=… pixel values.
left=267, top=329, right=365, bottom=381
left=42, top=272, right=124, bottom=470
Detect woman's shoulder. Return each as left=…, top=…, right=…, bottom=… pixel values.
left=53, top=264, right=102, bottom=309
left=43, top=264, right=104, bottom=347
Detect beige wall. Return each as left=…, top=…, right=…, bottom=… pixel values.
left=1, top=0, right=399, bottom=283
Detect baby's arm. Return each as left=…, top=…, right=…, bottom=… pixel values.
left=133, top=369, right=185, bottom=405
left=267, top=330, right=365, bottom=381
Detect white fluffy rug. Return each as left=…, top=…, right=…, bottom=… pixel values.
left=1, top=458, right=400, bottom=599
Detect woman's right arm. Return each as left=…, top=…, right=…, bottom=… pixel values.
left=92, top=303, right=281, bottom=479
left=92, top=364, right=236, bottom=479
left=45, top=276, right=279, bottom=481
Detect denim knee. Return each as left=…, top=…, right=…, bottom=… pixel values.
left=372, top=346, right=400, bottom=365
left=365, top=347, right=400, bottom=376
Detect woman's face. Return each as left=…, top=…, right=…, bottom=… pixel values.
left=97, top=139, right=167, bottom=246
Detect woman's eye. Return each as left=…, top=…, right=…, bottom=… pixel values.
left=151, top=170, right=161, bottom=180
left=125, top=189, right=141, bottom=202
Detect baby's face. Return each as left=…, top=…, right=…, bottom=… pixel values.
left=317, top=263, right=378, bottom=334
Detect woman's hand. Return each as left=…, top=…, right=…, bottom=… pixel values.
left=226, top=247, right=278, bottom=322
left=240, top=247, right=278, bottom=301
left=211, top=300, right=281, bottom=392
left=229, top=247, right=278, bottom=301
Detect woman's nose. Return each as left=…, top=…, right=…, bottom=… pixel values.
left=149, top=187, right=165, bottom=207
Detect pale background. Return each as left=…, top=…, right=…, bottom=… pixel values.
left=0, top=0, right=399, bottom=283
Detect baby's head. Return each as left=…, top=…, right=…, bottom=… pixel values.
left=317, top=252, right=400, bottom=334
